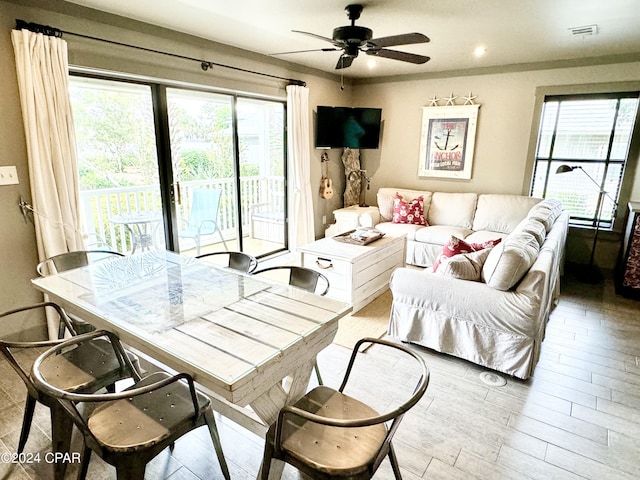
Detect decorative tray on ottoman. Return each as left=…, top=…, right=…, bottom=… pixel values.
left=333, top=227, right=385, bottom=245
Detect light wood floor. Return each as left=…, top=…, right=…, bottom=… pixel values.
left=1, top=272, right=639, bottom=479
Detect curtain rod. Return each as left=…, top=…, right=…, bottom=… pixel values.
left=15, top=19, right=306, bottom=87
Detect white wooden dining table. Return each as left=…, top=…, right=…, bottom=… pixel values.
left=32, top=250, right=352, bottom=477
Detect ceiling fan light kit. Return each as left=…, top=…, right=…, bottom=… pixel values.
left=274, top=3, right=431, bottom=70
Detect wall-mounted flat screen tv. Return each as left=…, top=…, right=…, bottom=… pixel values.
left=315, top=106, right=382, bottom=149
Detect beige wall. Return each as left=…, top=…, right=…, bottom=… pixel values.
left=353, top=64, right=640, bottom=200
left=352, top=64, right=640, bottom=267
left=1, top=0, right=640, bottom=322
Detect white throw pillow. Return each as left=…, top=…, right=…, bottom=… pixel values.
left=436, top=248, right=493, bottom=281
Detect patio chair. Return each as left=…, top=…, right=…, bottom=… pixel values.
left=179, top=188, right=228, bottom=255
left=252, top=265, right=330, bottom=384
left=36, top=250, right=125, bottom=336
left=260, top=338, right=430, bottom=480
left=196, top=251, right=259, bottom=273
left=31, top=330, right=231, bottom=480
left=0, top=303, right=136, bottom=480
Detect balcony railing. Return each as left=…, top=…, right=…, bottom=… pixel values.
left=80, top=176, right=284, bottom=252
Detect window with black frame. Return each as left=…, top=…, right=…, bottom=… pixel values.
left=530, top=92, right=640, bottom=230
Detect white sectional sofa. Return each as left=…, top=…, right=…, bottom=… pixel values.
left=362, top=188, right=569, bottom=379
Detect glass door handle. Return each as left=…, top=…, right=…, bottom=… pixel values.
left=175, top=181, right=182, bottom=205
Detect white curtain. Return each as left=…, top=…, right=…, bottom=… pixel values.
left=12, top=29, right=83, bottom=338
left=286, top=85, right=315, bottom=250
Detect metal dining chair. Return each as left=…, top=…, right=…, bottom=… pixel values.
left=252, top=265, right=330, bottom=296
left=36, top=250, right=124, bottom=336
left=31, top=329, right=231, bottom=480
left=0, top=303, right=136, bottom=480
left=260, top=337, right=430, bottom=480
left=196, top=251, right=259, bottom=273
left=36, top=249, right=124, bottom=276
left=252, top=265, right=330, bottom=384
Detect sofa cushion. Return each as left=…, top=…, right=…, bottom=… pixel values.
left=511, top=218, right=547, bottom=246
left=392, top=193, right=427, bottom=225
left=428, top=192, right=477, bottom=229
left=377, top=188, right=432, bottom=222
left=375, top=222, right=425, bottom=241
left=436, top=248, right=493, bottom=281
left=527, top=199, right=563, bottom=232
left=472, top=194, right=542, bottom=234
left=414, top=225, right=474, bottom=246
left=481, top=231, right=540, bottom=290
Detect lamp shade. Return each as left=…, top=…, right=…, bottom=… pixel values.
left=555, top=165, right=576, bottom=174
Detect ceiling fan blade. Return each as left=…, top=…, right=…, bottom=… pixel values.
left=367, top=48, right=430, bottom=64
left=335, top=55, right=355, bottom=70
left=271, top=47, right=339, bottom=56
left=368, top=33, right=430, bottom=48
left=292, top=30, right=335, bottom=44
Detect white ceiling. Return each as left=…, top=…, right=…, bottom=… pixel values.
left=65, top=0, right=640, bottom=79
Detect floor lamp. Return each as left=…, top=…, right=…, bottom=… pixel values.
left=556, top=165, right=618, bottom=282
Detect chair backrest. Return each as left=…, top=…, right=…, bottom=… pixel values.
left=253, top=266, right=329, bottom=296
left=0, top=303, right=76, bottom=399
left=196, top=251, right=258, bottom=273
left=30, top=330, right=139, bottom=433
left=37, top=250, right=124, bottom=276
left=341, top=338, right=429, bottom=473
left=188, top=188, right=222, bottom=234
left=270, top=337, right=429, bottom=480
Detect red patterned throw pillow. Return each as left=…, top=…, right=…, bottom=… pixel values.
left=432, top=236, right=502, bottom=272
left=392, top=193, right=427, bottom=226
left=470, top=238, right=503, bottom=250
left=433, top=236, right=475, bottom=272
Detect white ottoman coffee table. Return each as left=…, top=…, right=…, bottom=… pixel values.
left=298, top=234, right=405, bottom=312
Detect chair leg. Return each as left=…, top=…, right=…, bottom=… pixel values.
left=314, top=362, right=324, bottom=386
left=260, top=436, right=275, bottom=480
left=388, top=442, right=403, bottom=480
left=50, top=402, right=73, bottom=480
left=115, top=458, right=146, bottom=480
left=216, top=225, right=229, bottom=251
left=17, top=395, right=37, bottom=454
left=204, top=409, right=230, bottom=480
left=78, top=445, right=91, bottom=480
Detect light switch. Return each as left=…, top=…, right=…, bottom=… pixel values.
left=0, top=166, right=19, bottom=185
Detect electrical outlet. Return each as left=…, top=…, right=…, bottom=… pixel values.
left=322, top=215, right=326, bottom=225
left=0, top=166, right=19, bottom=185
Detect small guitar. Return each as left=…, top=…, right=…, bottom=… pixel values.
left=320, top=177, right=334, bottom=199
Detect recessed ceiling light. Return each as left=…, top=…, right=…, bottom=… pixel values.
left=367, top=58, right=376, bottom=69
left=474, top=46, right=487, bottom=57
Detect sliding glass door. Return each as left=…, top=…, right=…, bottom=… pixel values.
left=166, top=88, right=238, bottom=255
left=236, top=98, right=286, bottom=257
left=69, top=76, right=166, bottom=254
left=69, top=74, right=287, bottom=258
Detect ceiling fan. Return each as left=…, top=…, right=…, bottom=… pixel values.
left=272, top=4, right=431, bottom=70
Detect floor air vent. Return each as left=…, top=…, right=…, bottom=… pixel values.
left=569, top=24, right=598, bottom=36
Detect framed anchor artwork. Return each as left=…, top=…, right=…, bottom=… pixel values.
left=418, top=102, right=480, bottom=179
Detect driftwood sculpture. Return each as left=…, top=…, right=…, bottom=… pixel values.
left=341, top=148, right=361, bottom=207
